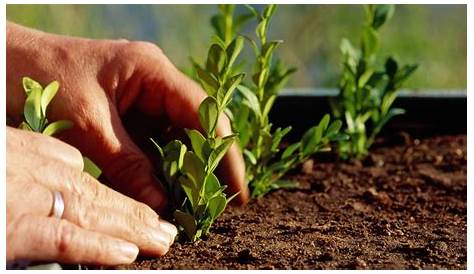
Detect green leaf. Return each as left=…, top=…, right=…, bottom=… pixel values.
left=210, top=14, right=224, bottom=40
left=361, top=26, right=379, bottom=59
left=385, top=56, right=398, bottom=78
left=182, top=151, right=205, bottom=189
left=208, top=135, right=235, bottom=173
left=179, top=176, right=199, bottom=209
left=22, top=77, right=42, bottom=96
left=226, top=36, right=244, bottom=68
left=395, top=64, right=418, bottom=86
left=174, top=210, right=197, bottom=240
left=263, top=4, right=277, bottom=19
left=271, top=126, right=291, bottom=152
left=244, top=4, right=259, bottom=19
left=219, top=73, right=245, bottom=107
left=207, top=193, right=227, bottom=220
left=271, top=179, right=299, bottom=190
left=243, top=149, right=257, bottom=165
left=185, top=129, right=206, bottom=161
left=150, top=138, right=164, bottom=159
left=371, top=4, right=395, bottom=29
left=162, top=140, right=187, bottom=183
left=206, top=43, right=226, bottom=76
left=42, top=120, right=73, bottom=136
left=40, top=81, right=59, bottom=117
left=204, top=173, right=221, bottom=198
left=282, top=142, right=301, bottom=159
left=18, top=121, right=33, bottom=131
left=314, top=114, right=331, bottom=145
left=83, top=156, right=102, bottom=179
left=24, top=85, right=43, bottom=132
left=261, top=95, right=276, bottom=118
left=301, top=126, right=318, bottom=156
left=372, top=108, right=405, bottom=138
left=325, top=120, right=343, bottom=139
left=198, top=97, right=219, bottom=137
left=237, top=85, right=260, bottom=117
left=194, top=64, right=219, bottom=96
left=358, top=69, right=374, bottom=88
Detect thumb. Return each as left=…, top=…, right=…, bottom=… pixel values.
left=61, top=90, right=167, bottom=212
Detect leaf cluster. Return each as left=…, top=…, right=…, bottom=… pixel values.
left=18, top=77, right=101, bottom=178
left=207, top=5, right=341, bottom=197
left=222, top=5, right=345, bottom=198
left=151, top=35, right=245, bottom=242
left=19, top=77, right=73, bottom=136
left=331, top=5, right=418, bottom=159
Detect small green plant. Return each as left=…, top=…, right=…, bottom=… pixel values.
left=19, top=77, right=101, bottom=178
left=219, top=5, right=346, bottom=198
left=151, top=35, right=245, bottom=242
left=331, top=5, right=418, bottom=160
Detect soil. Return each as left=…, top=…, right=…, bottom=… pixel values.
left=114, top=133, right=466, bottom=270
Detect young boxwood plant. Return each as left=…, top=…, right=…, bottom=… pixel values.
left=330, top=5, right=418, bottom=160
left=222, top=5, right=346, bottom=198
left=151, top=36, right=245, bottom=242
left=19, top=77, right=102, bottom=178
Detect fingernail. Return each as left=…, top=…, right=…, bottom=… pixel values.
left=150, top=229, right=171, bottom=248
left=114, top=240, right=138, bottom=264
left=160, top=219, right=178, bottom=243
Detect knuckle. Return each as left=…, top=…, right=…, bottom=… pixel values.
left=125, top=41, right=164, bottom=58
left=55, top=220, right=76, bottom=255
left=80, top=172, right=102, bottom=199
left=134, top=202, right=152, bottom=222
left=69, top=194, right=95, bottom=229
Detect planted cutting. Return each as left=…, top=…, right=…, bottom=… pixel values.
left=19, top=77, right=102, bottom=178
left=219, top=5, right=346, bottom=198
left=151, top=35, right=245, bottom=242
left=330, top=4, right=418, bottom=159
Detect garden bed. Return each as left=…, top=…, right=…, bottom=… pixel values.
left=114, top=132, right=466, bottom=270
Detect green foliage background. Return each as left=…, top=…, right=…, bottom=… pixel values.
left=6, top=4, right=466, bottom=90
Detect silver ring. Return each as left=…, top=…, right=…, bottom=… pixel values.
left=50, top=191, right=65, bottom=219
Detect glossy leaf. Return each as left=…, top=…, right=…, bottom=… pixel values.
left=208, top=135, right=235, bottom=173
left=40, top=81, right=59, bottom=117
left=42, top=120, right=73, bottom=136
left=237, top=85, right=260, bottom=116
left=174, top=210, right=197, bottom=240
left=24, top=85, right=43, bottom=132
left=207, top=194, right=227, bottom=220
left=185, top=129, right=206, bottom=161
left=198, top=97, right=219, bottom=137
left=83, top=156, right=102, bottom=179
left=22, top=77, right=42, bottom=96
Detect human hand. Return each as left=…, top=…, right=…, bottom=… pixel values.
left=6, top=127, right=177, bottom=265
left=6, top=22, right=249, bottom=212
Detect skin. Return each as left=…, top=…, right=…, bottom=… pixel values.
left=6, top=22, right=249, bottom=265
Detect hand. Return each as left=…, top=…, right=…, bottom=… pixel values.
left=6, top=127, right=177, bottom=265
left=6, top=22, right=249, bottom=211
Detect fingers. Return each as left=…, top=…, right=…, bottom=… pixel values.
left=59, top=84, right=168, bottom=212
left=9, top=156, right=177, bottom=257
left=62, top=183, right=177, bottom=256
left=7, top=215, right=138, bottom=265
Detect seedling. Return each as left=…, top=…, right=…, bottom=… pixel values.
left=221, top=5, right=346, bottom=198
left=151, top=35, right=245, bottom=242
left=331, top=5, right=418, bottom=159
left=19, top=77, right=101, bottom=178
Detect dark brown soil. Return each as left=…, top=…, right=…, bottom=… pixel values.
left=116, top=134, right=467, bottom=270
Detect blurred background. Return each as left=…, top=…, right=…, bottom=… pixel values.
left=6, top=4, right=466, bottom=91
